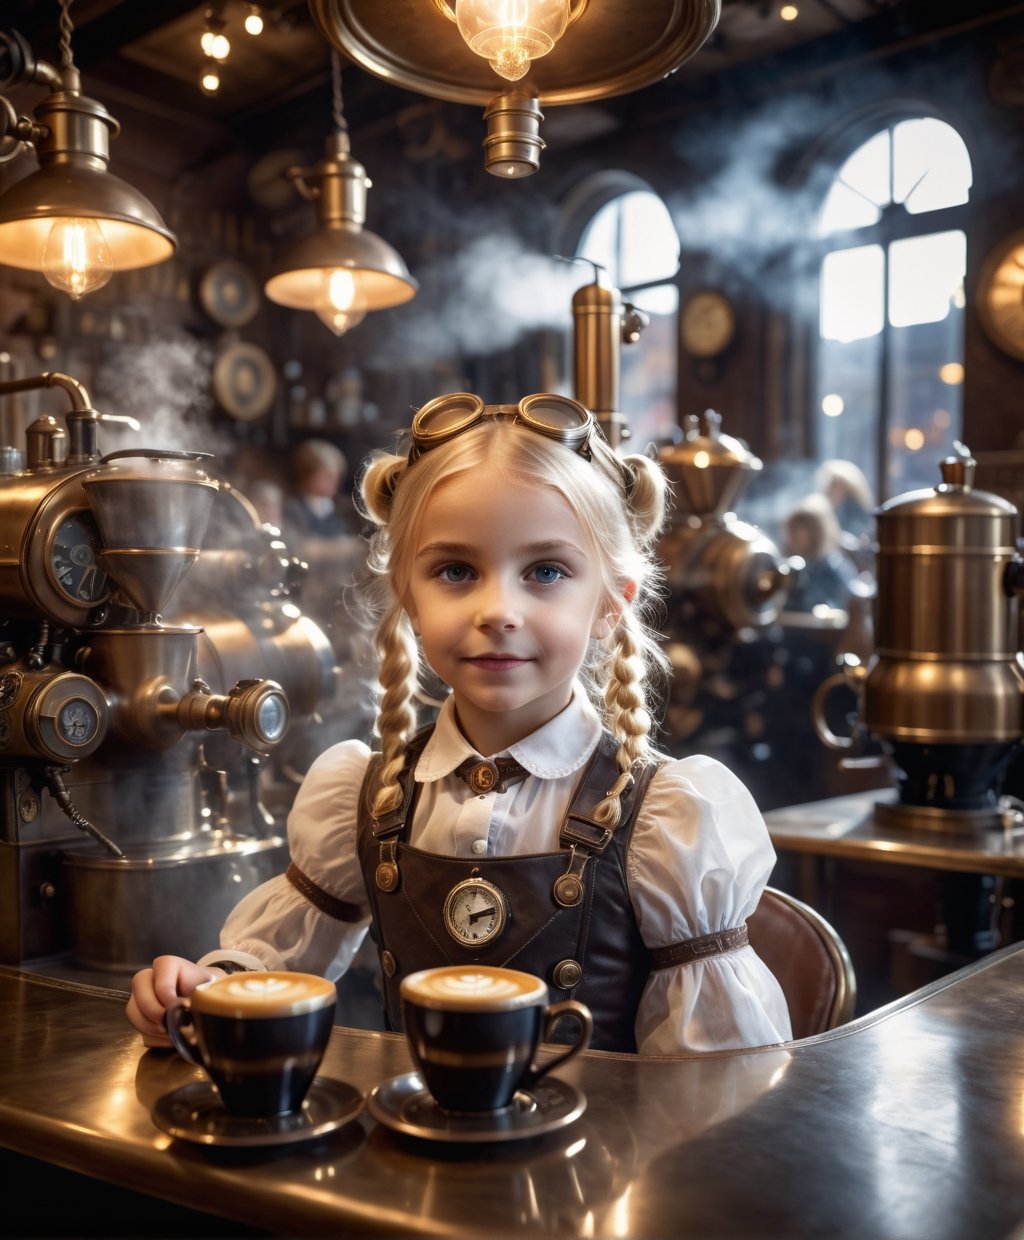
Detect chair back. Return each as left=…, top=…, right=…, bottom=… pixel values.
left=747, top=887, right=857, bottom=1038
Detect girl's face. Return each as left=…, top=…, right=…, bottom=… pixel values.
left=405, top=471, right=618, bottom=754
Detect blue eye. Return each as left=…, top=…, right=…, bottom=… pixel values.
left=531, top=564, right=565, bottom=584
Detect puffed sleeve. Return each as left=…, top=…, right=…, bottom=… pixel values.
left=214, top=739, right=373, bottom=977
left=628, top=754, right=793, bottom=1054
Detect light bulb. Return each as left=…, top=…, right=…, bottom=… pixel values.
left=245, top=7, right=264, bottom=35
left=455, top=0, right=570, bottom=83
left=41, top=217, right=113, bottom=300
left=200, top=65, right=221, bottom=93
left=314, top=269, right=366, bottom=335
left=200, top=30, right=231, bottom=60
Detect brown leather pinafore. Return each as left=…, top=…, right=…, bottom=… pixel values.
left=356, top=730, right=659, bottom=1052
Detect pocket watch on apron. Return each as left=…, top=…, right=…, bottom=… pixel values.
left=443, top=873, right=509, bottom=947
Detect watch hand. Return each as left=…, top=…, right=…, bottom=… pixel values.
left=469, top=906, right=497, bottom=923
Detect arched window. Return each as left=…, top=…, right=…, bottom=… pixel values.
left=569, top=180, right=680, bottom=445
left=815, top=116, right=971, bottom=500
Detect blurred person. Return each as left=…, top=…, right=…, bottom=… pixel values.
left=783, top=493, right=860, bottom=614
left=816, top=458, right=875, bottom=571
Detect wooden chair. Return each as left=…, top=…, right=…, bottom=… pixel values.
left=747, top=886, right=857, bottom=1039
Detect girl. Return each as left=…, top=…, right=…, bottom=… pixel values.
left=128, top=392, right=791, bottom=1054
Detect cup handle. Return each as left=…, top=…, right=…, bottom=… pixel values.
left=523, top=999, right=593, bottom=1090
left=165, top=1001, right=203, bottom=1066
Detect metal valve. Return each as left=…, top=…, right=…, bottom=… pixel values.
left=173, top=678, right=290, bottom=751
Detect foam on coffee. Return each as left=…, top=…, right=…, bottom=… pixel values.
left=401, top=965, right=546, bottom=1011
left=193, top=971, right=336, bottom=1018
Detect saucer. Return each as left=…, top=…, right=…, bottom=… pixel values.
left=366, top=1073, right=586, bottom=1144
left=152, top=1076, right=364, bottom=1148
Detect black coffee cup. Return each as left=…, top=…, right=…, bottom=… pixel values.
left=166, top=971, right=336, bottom=1117
left=400, top=965, right=592, bottom=1113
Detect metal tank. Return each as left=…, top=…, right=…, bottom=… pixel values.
left=816, top=445, right=1024, bottom=831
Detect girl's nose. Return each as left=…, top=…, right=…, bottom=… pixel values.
left=475, top=581, right=522, bottom=630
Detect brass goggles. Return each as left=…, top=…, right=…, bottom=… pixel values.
left=408, top=392, right=594, bottom=463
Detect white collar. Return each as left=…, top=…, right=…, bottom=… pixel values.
left=415, top=688, right=602, bottom=783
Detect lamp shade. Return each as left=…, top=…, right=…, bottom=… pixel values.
left=0, top=159, right=176, bottom=271
left=264, top=223, right=417, bottom=311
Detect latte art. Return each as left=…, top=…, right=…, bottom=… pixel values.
left=402, top=965, right=546, bottom=1011
left=194, top=971, right=336, bottom=1018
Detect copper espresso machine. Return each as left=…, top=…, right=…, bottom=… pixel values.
left=0, top=371, right=335, bottom=974
left=657, top=410, right=794, bottom=744
left=815, top=444, right=1024, bottom=832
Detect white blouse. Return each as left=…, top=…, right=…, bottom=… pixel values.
left=205, top=689, right=792, bottom=1055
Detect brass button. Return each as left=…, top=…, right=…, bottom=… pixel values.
left=376, top=861, right=399, bottom=892
left=465, top=760, right=499, bottom=794
left=552, top=959, right=583, bottom=990
left=381, top=950, right=396, bottom=978
left=553, top=873, right=584, bottom=907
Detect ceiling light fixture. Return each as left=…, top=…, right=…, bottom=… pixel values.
left=309, top=0, right=721, bottom=178
left=245, top=7, right=265, bottom=37
left=263, top=48, right=417, bottom=336
left=0, top=0, right=176, bottom=299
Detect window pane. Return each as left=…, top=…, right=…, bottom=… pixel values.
left=893, top=119, right=972, bottom=214
left=886, top=305, right=964, bottom=495
left=889, top=230, right=966, bottom=327
left=577, top=190, right=679, bottom=287
left=820, top=245, right=885, bottom=341
left=620, top=284, right=678, bottom=445
left=815, top=334, right=883, bottom=499
left=818, top=130, right=889, bottom=235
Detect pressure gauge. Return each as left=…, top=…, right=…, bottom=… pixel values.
left=22, top=672, right=109, bottom=761
left=57, top=698, right=102, bottom=745
left=443, top=876, right=509, bottom=947
left=50, top=511, right=111, bottom=606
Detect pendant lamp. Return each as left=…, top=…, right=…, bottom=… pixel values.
left=263, top=49, right=417, bottom=336
left=0, top=1, right=176, bottom=300
left=308, top=0, right=721, bottom=178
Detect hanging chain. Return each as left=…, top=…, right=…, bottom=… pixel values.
left=57, top=0, right=76, bottom=70
left=330, top=47, right=348, bottom=134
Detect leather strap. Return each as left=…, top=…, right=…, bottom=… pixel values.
left=455, top=755, right=529, bottom=795
left=286, top=861, right=365, bottom=923
left=649, top=925, right=749, bottom=970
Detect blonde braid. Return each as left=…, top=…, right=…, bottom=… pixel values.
left=591, top=608, right=655, bottom=828
left=369, top=606, right=420, bottom=819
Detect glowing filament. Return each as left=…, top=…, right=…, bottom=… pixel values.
left=455, top=0, right=570, bottom=83
left=315, top=269, right=366, bottom=335
left=41, top=217, right=113, bottom=300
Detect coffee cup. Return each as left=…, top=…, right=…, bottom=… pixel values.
left=166, top=971, right=336, bottom=1117
left=400, top=965, right=592, bottom=1114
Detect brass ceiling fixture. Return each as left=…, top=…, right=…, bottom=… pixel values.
left=263, top=47, right=417, bottom=335
left=0, top=0, right=176, bottom=300
left=309, top=0, right=721, bottom=178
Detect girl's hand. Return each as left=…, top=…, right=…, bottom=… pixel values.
left=126, top=956, right=224, bottom=1048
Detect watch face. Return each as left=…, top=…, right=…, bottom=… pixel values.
left=57, top=698, right=101, bottom=747
left=680, top=290, right=736, bottom=358
left=443, top=877, right=509, bottom=947
left=978, top=233, right=1024, bottom=361
left=51, top=512, right=111, bottom=606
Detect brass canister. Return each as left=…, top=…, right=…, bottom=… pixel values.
left=865, top=451, right=1024, bottom=746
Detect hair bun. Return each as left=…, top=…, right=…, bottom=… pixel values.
left=620, top=451, right=670, bottom=545
left=359, top=452, right=406, bottom=525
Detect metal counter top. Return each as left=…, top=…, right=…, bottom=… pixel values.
left=2, top=953, right=1024, bottom=1238
left=764, top=787, right=1024, bottom=877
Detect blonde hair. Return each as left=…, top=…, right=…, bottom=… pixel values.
left=357, top=411, right=671, bottom=829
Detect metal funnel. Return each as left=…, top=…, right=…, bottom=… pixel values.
left=82, top=450, right=218, bottom=617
